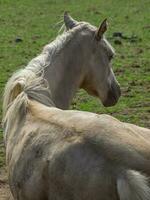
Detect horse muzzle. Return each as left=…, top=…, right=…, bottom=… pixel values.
left=103, top=84, right=121, bottom=107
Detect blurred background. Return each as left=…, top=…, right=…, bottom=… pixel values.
left=0, top=0, right=150, bottom=168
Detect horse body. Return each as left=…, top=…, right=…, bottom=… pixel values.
left=6, top=99, right=150, bottom=200
left=3, top=13, right=150, bottom=200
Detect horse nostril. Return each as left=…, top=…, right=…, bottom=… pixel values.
left=112, top=83, right=121, bottom=98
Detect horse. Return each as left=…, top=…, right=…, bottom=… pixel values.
left=2, top=12, right=150, bottom=200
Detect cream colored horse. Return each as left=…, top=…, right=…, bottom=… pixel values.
left=3, top=13, right=150, bottom=200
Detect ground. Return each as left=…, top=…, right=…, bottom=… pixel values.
left=0, top=0, right=150, bottom=198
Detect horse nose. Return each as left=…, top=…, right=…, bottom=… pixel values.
left=103, top=83, right=121, bottom=107
left=112, top=82, right=121, bottom=100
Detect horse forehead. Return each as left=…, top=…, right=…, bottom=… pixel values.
left=76, top=22, right=96, bottom=34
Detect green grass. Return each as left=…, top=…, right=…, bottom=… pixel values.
left=0, top=0, right=150, bottom=168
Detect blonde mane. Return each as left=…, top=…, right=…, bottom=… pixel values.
left=2, top=23, right=91, bottom=139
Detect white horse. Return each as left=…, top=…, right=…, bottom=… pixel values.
left=3, top=13, right=150, bottom=200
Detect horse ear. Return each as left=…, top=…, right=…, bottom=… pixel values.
left=64, top=11, right=78, bottom=30
left=95, top=19, right=108, bottom=41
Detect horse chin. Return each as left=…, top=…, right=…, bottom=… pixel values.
left=102, top=94, right=118, bottom=107
left=85, top=88, right=119, bottom=107
left=102, top=99, right=118, bottom=107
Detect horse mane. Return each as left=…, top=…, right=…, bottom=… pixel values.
left=3, top=22, right=92, bottom=115
left=2, top=27, right=68, bottom=109
left=2, top=69, right=53, bottom=139
left=2, top=23, right=86, bottom=137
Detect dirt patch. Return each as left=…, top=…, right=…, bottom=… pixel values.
left=0, top=168, right=13, bottom=200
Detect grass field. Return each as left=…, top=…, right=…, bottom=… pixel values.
left=0, top=0, right=150, bottom=168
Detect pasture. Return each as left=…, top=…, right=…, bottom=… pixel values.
left=0, top=0, right=149, bottom=173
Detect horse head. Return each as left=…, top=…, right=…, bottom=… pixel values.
left=64, top=12, right=121, bottom=107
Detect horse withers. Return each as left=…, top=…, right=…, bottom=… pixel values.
left=3, top=13, right=150, bottom=200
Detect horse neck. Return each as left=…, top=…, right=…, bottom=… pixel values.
left=44, top=39, right=85, bottom=109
